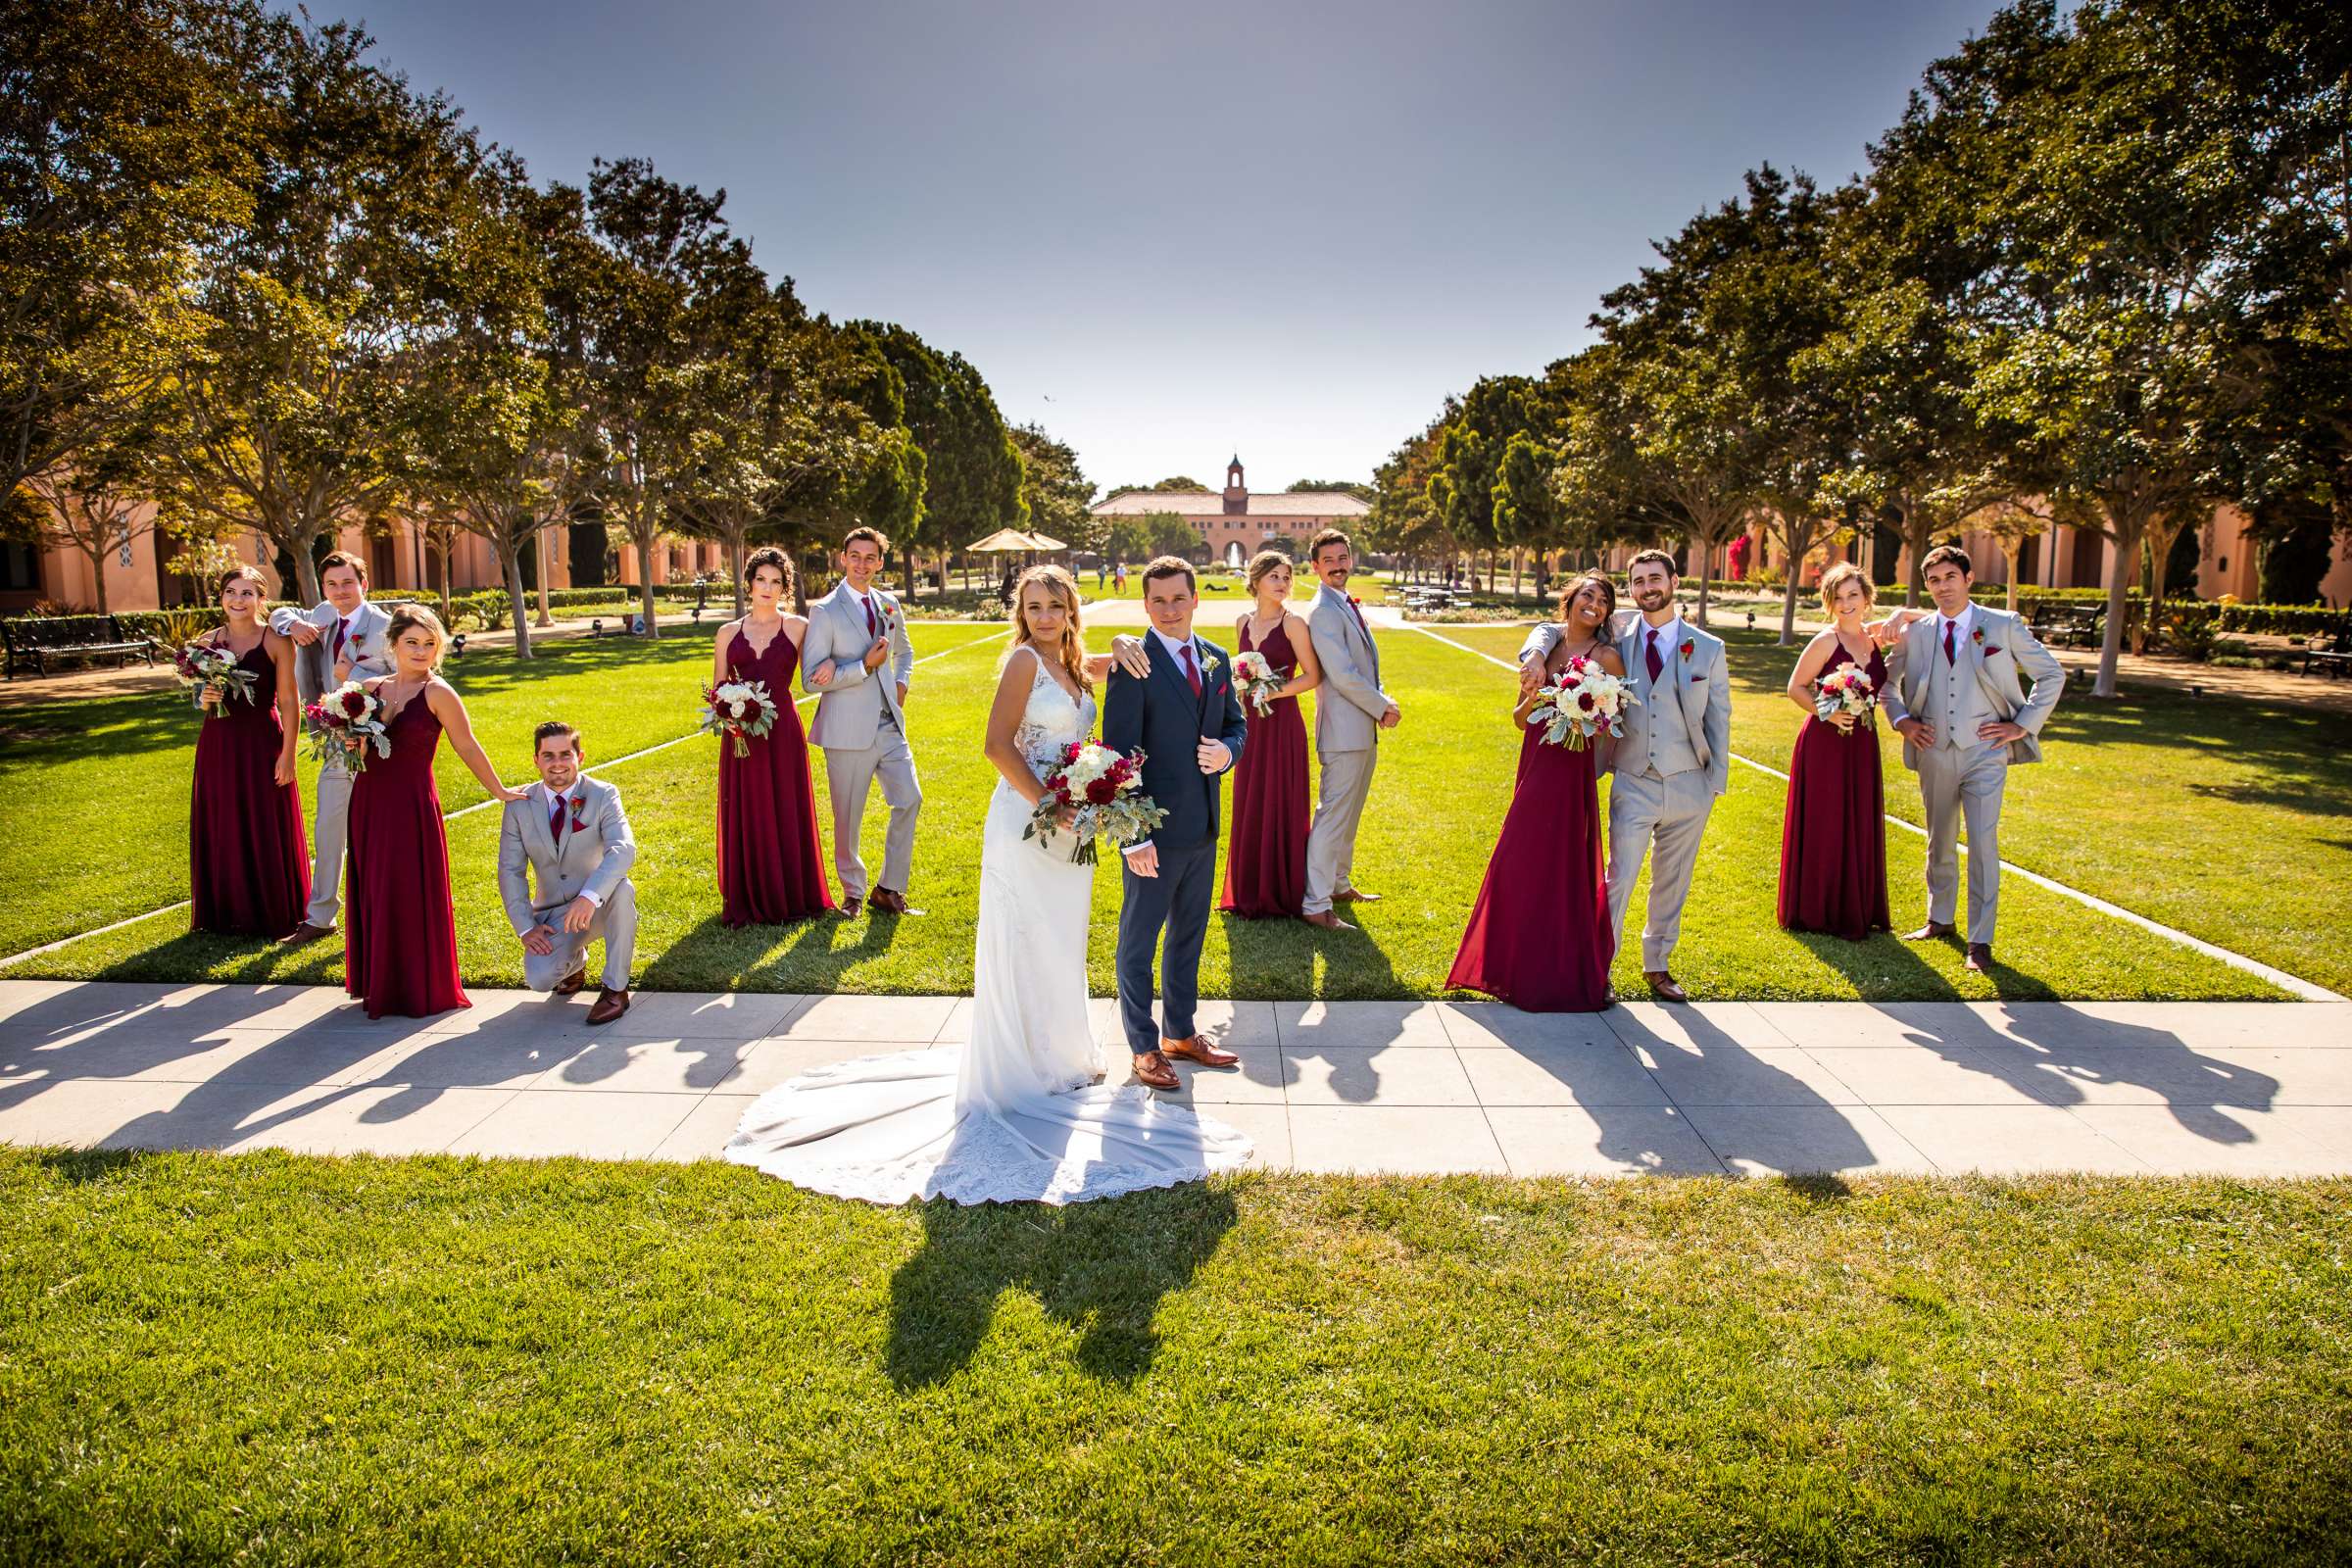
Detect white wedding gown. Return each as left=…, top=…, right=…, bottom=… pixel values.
left=725, top=653, right=1252, bottom=1204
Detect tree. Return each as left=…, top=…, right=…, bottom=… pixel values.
left=1010, top=422, right=1094, bottom=550
left=0, top=0, right=250, bottom=499
left=1285, top=478, right=1375, bottom=500
left=152, top=11, right=495, bottom=606
left=19, top=437, right=158, bottom=614
left=855, top=322, right=1021, bottom=582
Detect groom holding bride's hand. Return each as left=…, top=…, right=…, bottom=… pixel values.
left=1106, top=557, right=1250, bottom=1093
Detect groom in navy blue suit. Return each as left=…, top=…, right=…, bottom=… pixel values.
left=1104, top=557, right=1251, bottom=1092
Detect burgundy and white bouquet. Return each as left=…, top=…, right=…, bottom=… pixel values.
left=1814, top=664, right=1878, bottom=724
left=1230, top=650, right=1286, bottom=716
left=172, top=641, right=258, bottom=718
left=303, top=680, right=392, bottom=771
left=701, top=679, right=779, bottom=760
left=1529, top=656, right=1637, bottom=751
left=1024, top=741, right=1166, bottom=865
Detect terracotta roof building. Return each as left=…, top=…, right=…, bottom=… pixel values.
left=1091, top=457, right=1371, bottom=566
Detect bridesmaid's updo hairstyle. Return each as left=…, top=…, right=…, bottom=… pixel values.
left=384, top=604, right=449, bottom=668
left=1009, top=563, right=1092, bottom=695
left=1556, top=569, right=1615, bottom=628
left=1817, top=561, right=1874, bottom=612
left=743, top=546, right=794, bottom=598
left=1245, top=550, right=1293, bottom=596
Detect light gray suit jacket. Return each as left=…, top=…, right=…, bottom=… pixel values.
left=497, top=776, right=636, bottom=936
left=801, top=581, right=915, bottom=750
left=1306, top=585, right=1390, bottom=754
left=270, top=598, right=393, bottom=706
left=1521, top=612, right=1733, bottom=795
left=1881, top=606, right=2066, bottom=768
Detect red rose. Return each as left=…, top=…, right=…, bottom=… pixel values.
left=1577, top=692, right=1595, bottom=711
left=1085, top=777, right=1116, bottom=805
left=338, top=689, right=367, bottom=717
left=1680, top=640, right=1694, bottom=660
left=1061, top=741, right=1082, bottom=762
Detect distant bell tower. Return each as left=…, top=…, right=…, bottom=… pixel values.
left=1223, top=455, right=1247, bottom=515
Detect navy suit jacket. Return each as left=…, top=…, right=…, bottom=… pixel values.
left=1102, top=631, right=1248, bottom=850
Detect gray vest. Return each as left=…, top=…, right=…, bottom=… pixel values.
left=1630, top=627, right=1702, bottom=779
left=1932, top=619, right=2000, bottom=750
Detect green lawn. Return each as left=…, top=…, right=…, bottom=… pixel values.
left=1439, top=621, right=2352, bottom=997
left=0, top=619, right=2299, bottom=1000
left=3, top=1150, right=2346, bottom=1565
left=1079, top=572, right=1390, bottom=605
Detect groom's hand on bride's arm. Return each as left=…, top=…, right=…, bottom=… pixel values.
left=1122, top=840, right=1159, bottom=877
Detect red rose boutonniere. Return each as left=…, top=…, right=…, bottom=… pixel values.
left=1679, top=638, right=1695, bottom=661
left=1971, top=626, right=1984, bottom=646
left=570, top=795, right=588, bottom=833
left=1349, top=595, right=1362, bottom=608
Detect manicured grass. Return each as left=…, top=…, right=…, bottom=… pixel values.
left=1440, top=621, right=2352, bottom=996
left=0, top=621, right=2286, bottom=999
left=2, top=1149, right=2346, bottom=1565
left=1079, top=572, right=1390, bottom=605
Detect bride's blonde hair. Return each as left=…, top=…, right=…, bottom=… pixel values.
left=1005, top=563, right=1092, bottom=694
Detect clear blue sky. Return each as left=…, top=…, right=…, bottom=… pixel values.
left=333, top=0, right=2003, bottom=494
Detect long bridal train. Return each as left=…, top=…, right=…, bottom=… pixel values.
left=725, top=650, right=1250, bottom=1205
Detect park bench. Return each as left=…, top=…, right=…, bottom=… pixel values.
left=1, top=614, right=163, bottom=679
left=2299, top=611, right=2352, bottom=679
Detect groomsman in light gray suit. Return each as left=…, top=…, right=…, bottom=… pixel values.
left=1521, top=548, right=1731, bottom=1001
left=270, top=550, right=394, bottom=945
left=802, top=526, right=921, bottom=918
left=1881, top=544, right=2066, bottom=972
left=1301, top=527, right=1397, bottom=931
left=499, top=721, right=636, bottom=1025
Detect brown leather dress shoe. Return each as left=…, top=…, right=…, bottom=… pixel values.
left=555, top=966, right=588, bottom=997
left=1162, top=1035, right=1239, bottom=1068
left=837, top=895, right=863, bottom=920
left=1132, top=1052, right=1181, bottom=1091
left=1902, top=921, right=1955, bottom=942
left=585, top=987, right=630, bottom=1025
left=1334, top=887, right=1381, bottom=903
left=1302, top=909, right=1356, bottom=931
left=1645, top=970, right=1689, bottom=1003
left=1965, top=943, right=1992, bottom=973
left=869, top=888, right=919, bottom=916
left=277, top=921, right=334, bottom=946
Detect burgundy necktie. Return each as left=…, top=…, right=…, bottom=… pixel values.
left=1943, top=620, right=1957, bottom=665
left=1645, top=628, right=1663, bottom=683
left=548, top=797, right=566, bottom=841
left=331, top=617, right=349, bottom=660
left=1180, top=643, right=1202, bottom=699
left=1348, top=598, right=1370, bottom=643
left=863, top=597, right=876, bottom=637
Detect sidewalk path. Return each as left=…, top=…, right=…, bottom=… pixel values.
left=3, top=981, right=2344, bottom=1177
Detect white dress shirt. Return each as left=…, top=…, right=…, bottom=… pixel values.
left=535, top=780, right=603, bottom=906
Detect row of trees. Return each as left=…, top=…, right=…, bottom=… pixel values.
left=1364, top=0, right=2348, bottom=696
left=4, top=0, right=1061, bottom=646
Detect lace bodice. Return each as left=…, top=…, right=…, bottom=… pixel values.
left=1011, top=651, right=1096, bottom=771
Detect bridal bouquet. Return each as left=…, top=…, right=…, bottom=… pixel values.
left=1529, top=656, right=1637, bottom=751
left=172, top=642, right=259, bottom=718
left=702, top=679, right=778, bottom=759
left=1231, top=650, right=1286, bottom=715
left=304, top=680, right=392, bottom=772
left=1815, top=664, right=1878, bottom=724
left=1025, top=741, right=1166, bottom=865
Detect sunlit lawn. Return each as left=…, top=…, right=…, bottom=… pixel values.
left=0, top=616, right=2296, bottom=1000
left=2, top=1149, right=2346, bottom=1565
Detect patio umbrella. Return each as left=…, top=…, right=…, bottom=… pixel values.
left=966, top=526, right=1039, bottom=554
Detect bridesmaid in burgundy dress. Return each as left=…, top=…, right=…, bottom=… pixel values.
left=1777, top=562, right=1895, bottom=940
left=1220, top=551, right=1322, bottom=918
left=345, top=606, right=525, bottom=1018
left=189, top=565, right=310, bottom=938
left=1447, top=571, right=1620, bottom=1011
left=715, top=547, right=834, bottom=925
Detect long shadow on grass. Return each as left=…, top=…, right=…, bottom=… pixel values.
left=637, top=909, right=902, bottom=996
left=1793, top=923, right=2063, bottom=1004
left=886, top=1183, right=1238, bottom=1388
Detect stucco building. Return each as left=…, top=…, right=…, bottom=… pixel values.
left=1090, top=458, right=1372, bottom=568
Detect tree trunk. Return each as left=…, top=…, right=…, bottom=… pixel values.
left=1692, top=538, right=1713, bottom=627
left=289, top=522, right=323, bottom=607
left=2093, top=510, right=2139, bottom=699
left=728, top=524, right=748, bottom=619
left=2137, top=514, right=2187, bottom=657
left=1780, top=570, right=1801, bottom=646
left=534, top=529, right=553, bottom=628
left=434, top=543, right=452, bottom=623
left=81, top=540, right=109, bottom=615
left=501, top=538, right=535, bottom=660
left=2002, top=542, right=2023, bottom=612
left=632, top=518, right=660, bottom=637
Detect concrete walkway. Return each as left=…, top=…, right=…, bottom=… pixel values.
left=3, top=981, right=2346, bottom=1179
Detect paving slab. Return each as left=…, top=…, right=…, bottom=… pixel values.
left=3, top=981, right=2346, bottom=1181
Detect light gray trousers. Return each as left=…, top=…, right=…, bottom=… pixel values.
left=1916, top=743, right=2008, bottom=944
left=305, top=763, right=354, bottom=928
left=1303, top=747, right=1378, bottom=914
left=823, top=717, right=922, bottom=902
left=1606, top=768, right=1716, bottom=972
left=522, top=879, right=636, bottom=993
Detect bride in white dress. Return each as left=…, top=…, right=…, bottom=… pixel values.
left=726, top=564, right=1252, bottom=1204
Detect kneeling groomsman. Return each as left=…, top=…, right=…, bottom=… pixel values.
left=499, top=720, right=637, bottom=1025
